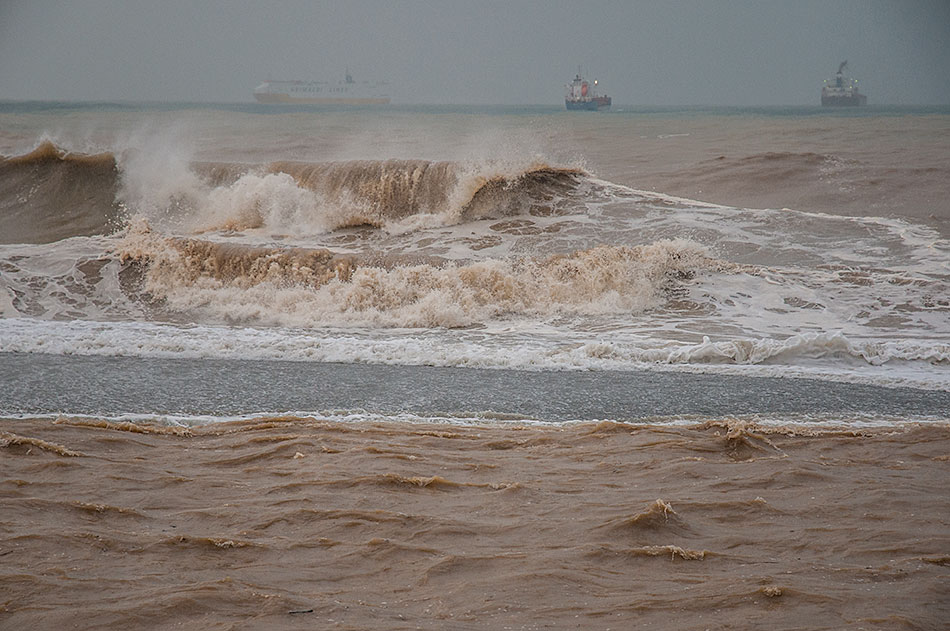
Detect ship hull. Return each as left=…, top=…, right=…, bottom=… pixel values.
left=253, top=93, right=390, bottom=105
left=821, top=94, right=867, bottom=107
left=253, top=77, right=390, bottom=106
left=565, top=97, right=611, bottom=111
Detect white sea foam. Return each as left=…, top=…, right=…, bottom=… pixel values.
left=3, top=409, right=945, bottom=430
left=1, top=318, right=947, bottom=391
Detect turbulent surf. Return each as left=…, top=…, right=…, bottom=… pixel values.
left=1, top=129, right=948, bottom=391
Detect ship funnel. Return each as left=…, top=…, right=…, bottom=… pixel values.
left=837, top=61, right=848, bottom=74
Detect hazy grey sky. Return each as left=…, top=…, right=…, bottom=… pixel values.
left=1, top=0, right=948, bottom=105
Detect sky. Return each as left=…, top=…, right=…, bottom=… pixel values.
left=1, top=0, right=948, bottom=106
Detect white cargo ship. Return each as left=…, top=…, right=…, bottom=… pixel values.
left=253, top=71, right=390, bottom=105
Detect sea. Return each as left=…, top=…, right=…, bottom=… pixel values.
left=1, top=101, right=948, bottom=630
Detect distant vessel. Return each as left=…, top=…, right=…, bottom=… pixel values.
left=821, top=61, right=867, bottom=106
left=565, top=71, right=611, bottom=111
left=253, top=71, right=390, bottom=105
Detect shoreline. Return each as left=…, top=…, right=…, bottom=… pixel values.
left=3, top=353, right=950, bottom=422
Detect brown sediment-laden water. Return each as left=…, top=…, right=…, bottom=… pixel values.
left=2, top=416, right=948, bottom=630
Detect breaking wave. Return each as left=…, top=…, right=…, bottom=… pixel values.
left=117, top=224, right=722, bottom=328
left=1, top=141, right=584, bottom=243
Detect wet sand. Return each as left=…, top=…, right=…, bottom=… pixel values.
left=2, top=416, right=948, bottom=630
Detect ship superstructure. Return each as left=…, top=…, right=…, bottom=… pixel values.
left=565, top=71, right=611, bottom=111
left=821, top=61, right=867, bottom=106
left=254, top=71, right=390, bottom=105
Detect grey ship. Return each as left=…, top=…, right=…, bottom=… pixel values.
left=821, top=61, right=867, bottom=106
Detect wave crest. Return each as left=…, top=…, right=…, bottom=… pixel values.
left=2, top=139, right=585, bottom=243
left=98, top=128, right=586, bottom=236
left=181, top=160, right=583, bottom=235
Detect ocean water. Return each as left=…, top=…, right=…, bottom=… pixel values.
left=2, top=102, right=949, bottom=411
left=1, top=102, right=949, bottom=629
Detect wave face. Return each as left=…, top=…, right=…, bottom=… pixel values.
left=2, top=125, right=949, bottom=391
left=0, top=141, right=122, bottom=244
